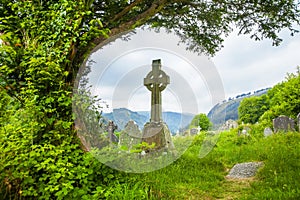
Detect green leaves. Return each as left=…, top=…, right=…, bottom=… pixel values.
left=190, top=113, right=212, bottom=131
left=0, top=1, right=110, bottom=199
left=239, top=95, right=269, bottom=124
left=239, top=67, right=300, bottom=124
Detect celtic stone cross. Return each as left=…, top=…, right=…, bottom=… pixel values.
left=144, top=59, right=170, bottom=123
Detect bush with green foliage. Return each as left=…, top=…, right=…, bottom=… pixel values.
left=264, top=67, right=300, bottom=120
left=0, top=1, right=144, bottom=199
left=0, top=89, right=122, bottom=199
left=238, top=95, right=269, bottom=124
left=238, top=67, right=300, bottom=125
left=190, top=113, right=212, bottom=131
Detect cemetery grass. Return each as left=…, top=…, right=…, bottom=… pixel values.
left=126, top=130, right=300, bottom=199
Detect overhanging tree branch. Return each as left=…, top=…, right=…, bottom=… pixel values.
left=110, top=0, right=145, bottom=23
left=93, top=0, right=168, bottom=46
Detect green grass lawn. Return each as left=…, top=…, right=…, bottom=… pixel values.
left=118, top=130, right=300, bottom=199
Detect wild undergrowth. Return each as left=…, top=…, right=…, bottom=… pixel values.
left=2, top=104, right=299, bottom=200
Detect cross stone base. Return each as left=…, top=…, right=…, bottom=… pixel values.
left=142, top=122, right=174, bottom=151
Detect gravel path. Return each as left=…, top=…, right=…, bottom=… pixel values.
left=226, top=162, right=264, bottom=179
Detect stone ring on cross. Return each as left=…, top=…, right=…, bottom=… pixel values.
left=144, top=59, right=170, bottom=92
left=144, top=70, right=169, bottom=91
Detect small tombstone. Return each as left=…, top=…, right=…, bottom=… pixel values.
left=264, top=127, right=273, bottom=137
left=244, top=126, right=251, bottom=132
left=273, top=115, right=295, bottom=133
left=297, top=113, right=300, bottom=132
left=241, top=129, right=248, bottom=135
left=219, top=119, right=238, bottom=130
left=207, top=131, right=216, bottom=136
left=190, top=128, right=198, bottom=135
left=183, top=130, right=189, bottom=136
left=238, top=126, right=250, bottom=136
left=119, top=120, right=142, bottom=151
left=140, top=150, right=146, bottom=156
left=106, top=121, right=119, bottom=143
left=227, top=120, right=238, bottom=129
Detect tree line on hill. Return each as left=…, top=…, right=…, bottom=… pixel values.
left=206, top=68, right=299, bottom=130
left=222, top=87, right=271, bottom=103
left=238, top=67, right=300, bottom=126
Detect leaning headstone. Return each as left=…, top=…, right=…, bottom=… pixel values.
left=264, top=127, right=273, bottom=137
left=273, top=115, right=295, bottom=133
left=106, top=121, right=119, bottom=143
left=297, top=113, right=300, bottom=132
left=226, top=162, right=264, bottom=179
left=142, top=59, right=174, bottom=150
left=119, top=120, right=142, bottom=151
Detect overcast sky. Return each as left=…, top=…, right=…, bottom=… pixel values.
left=84, top=26, right=300, bottom=115
left=212, top=27, right=300, bottom=98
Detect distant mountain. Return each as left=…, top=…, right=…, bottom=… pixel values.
left=102, top=108, right=148, bottom=131
left=163, top=111, right=194, bottom=133
left=207, top=88, right=270, bottom=128
left=102, top=108, right=194, bottom=135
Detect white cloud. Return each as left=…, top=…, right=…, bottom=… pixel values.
left=80, top=27, right=300, bottom=114
left=84, top=34, right=221, bottom=114
left=212, top=28, right=300, bottom=99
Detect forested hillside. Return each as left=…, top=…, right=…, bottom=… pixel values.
left=239, top=67, right=300, bottom=127
left=207, top=89, right=269, bottom=128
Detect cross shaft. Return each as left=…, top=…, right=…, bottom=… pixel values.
left=144, top=59, right=170, bottom=122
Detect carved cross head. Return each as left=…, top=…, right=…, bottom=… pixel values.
left=144, top=59, right=170, bottom=91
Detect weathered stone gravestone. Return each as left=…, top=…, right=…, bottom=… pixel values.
left=264, top=127, right=273, bottom=137
left=190, top=128, right=198, bottom=135
left=183, top=130, right=189, bottom=136
left=219, top=119, right=238, bottom=130
left=106, top=121, right=119, bottom=143
left=142, top=59, right=174, bottom=150
left=297, top=113, right=300, bottom=132
left=238, top=126, right=250, bottom=136
left=119, top=120, right=142, bottom=150
left=226, top=162, right=264, bottom=179
left=241, top=129, right=248, bottom=136
left=273, top=115, right=295, bottom=133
